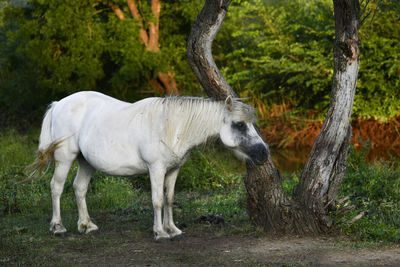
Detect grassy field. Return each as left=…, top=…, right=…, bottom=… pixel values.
left=2, top=128, right=400, bottom=265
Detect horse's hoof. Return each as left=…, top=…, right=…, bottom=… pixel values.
left=84, top=223, right=99, bottom=235
left=154, top=232, right=170, bottom=242
left=50, top=223, right=67, bottom=237
left=78, top=221, right=99, bottom=234
left=164, top=225, right=183, bottom=237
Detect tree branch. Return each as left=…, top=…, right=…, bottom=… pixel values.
left=360, top=0, right=370, bottom=16
left=107, top=2, right=125, bottom=20
left=187, top=0, right=236, bottom=99
left=148, top=0, right=161, bottom=52
left=127, top=0, right=149, bottom=46
left=360, top=4, right=378, bottom=43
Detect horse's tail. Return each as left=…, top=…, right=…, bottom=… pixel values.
left=38, top=102, right=58, bottom=152
left=20, top=102, right=60, bottom=184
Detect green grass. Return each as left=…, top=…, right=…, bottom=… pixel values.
left=276, top=143, right=400, bottom=244
left=2, top=126, right=400, bottom=258
left=334, top=144, right=400, bottom=243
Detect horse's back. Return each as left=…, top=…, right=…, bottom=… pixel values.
left=51, top=92, right=127, bottom=137
left=54, top=91, right=130, bottom=116
left=49, top=91, right=160, bottom=175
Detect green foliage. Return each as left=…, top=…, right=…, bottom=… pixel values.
left=336, top=144, right=400, bottom=242
left=216, top=0, right=400, bottom=119
left=0, top=0, right=165, bottom=120
left=178, top=147, right=243, bottom=191
left=103, top=13, right=159, bottom=98
left=0, top=129, right=45, bottom=214
left=354, top=8, right=400, bottom=119
left=1, top=0, right=105, bottom=118
left=1, top=0, right=399, bottom=122
left=276, top=143, right=400, bottom=243
left=217, top=0, right=335, bottom=113
left=176, top=186, right=250, bottom=232
left=158, top=0, right=205, bottom=96
left=282, top=171, right=300, bottom=198
left=87, top=174, right=135, bottom=210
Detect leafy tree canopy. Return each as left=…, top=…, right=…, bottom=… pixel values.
left=0, top=0, right=198, bottom=120
left=215, top=0, right=399, bottom=119
left=0, top=0, right=398, bottom=121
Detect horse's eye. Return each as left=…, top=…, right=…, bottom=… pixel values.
left=232, top=121, right=247, bottom=132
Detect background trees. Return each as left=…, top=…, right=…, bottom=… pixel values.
left=0, top=0, right=398, bottom=123
left=0, top=0, right=200, bottom=121
left=216, top=0, right=399, bottom=119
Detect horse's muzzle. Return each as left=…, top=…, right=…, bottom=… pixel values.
left=245, top=143, right=269, bottom=165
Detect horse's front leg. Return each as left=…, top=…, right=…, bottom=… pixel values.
left=163, top=168, right=182, bottom=237
left=149, top=165, right=170, bottom=241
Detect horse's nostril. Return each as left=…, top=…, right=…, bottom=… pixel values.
left=258, top=145, right=268, bottom=156
left=250, top=144, right=269, bottom=164
left=263, top=147, right=269, bottom=157
left=261, top=148, right=269, bottom=161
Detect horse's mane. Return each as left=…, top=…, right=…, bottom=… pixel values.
left=146, top=96, right=255, bottom=155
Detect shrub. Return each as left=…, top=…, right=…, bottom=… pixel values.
left=88, top=174, right=134, bottom=210
left=178, top=146, right=244, bottom=191
left=336, top=144, right=400, bottom=242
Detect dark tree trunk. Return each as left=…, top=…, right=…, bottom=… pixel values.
left=187, top=0, right=237, bottom=99
left=187, top=0, right=360, bottom=235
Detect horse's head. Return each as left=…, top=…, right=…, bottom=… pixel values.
left=219, top=96, right=269, bottom=165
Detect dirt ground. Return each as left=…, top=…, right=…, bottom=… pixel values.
left=27, top=231, right=400, bottom=267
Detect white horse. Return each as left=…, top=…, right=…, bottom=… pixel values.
left=31, top=91, right=269, bottom=240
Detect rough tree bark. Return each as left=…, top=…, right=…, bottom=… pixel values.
left=187, top=0, right=360, bottom=234
left=296, top=0, right=360, bottom=219
left=127, top=0, right=149, bottom=46
left=148, top=0, right=161, bottom=52
left=187, top=0, right=237, bottom=99
left=109, top=0, right=178, bottom=95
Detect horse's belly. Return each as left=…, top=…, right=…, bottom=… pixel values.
left=101, top=164, right=148, bottom=177
left=81, top=145, right=148, bottom=176
left=89, top=156, right=148, bottom=176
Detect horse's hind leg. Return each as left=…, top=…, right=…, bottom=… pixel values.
left=50, top=151, right=75, bottom=235
left=73, top=156, right=98, bottom=234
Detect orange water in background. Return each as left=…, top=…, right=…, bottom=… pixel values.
left=263, top=114, right=400, bottom=172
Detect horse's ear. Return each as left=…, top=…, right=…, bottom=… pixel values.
left=225, top=96, right=233, bottom=112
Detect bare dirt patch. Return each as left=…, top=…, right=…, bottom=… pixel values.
left=25, top=231, right=400, bottom=266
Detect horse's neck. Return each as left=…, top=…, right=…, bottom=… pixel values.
left=163, top=100, right=224, bottom=156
